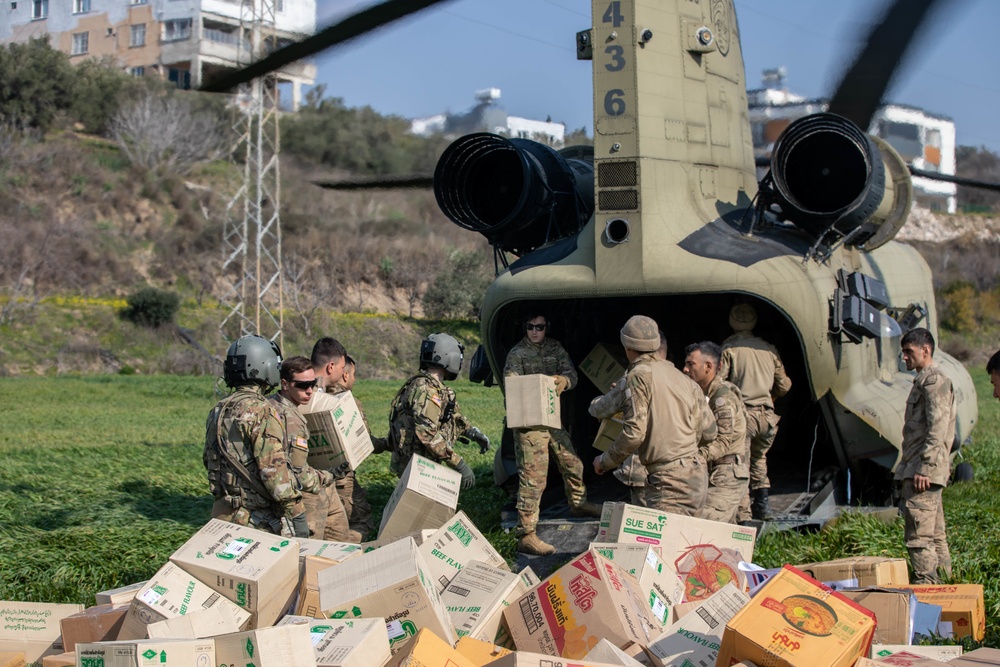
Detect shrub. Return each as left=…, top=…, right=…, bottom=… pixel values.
left=120, top=287, right=180, bottom=328
left=423, top=249, right=492, bottom=320
left=939, top=281, right=977, bottom=333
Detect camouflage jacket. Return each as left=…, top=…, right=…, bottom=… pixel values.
left=268, top=392, right=326, bottom=493
left=600, top=354, right=717, bottom=471
left=388, top=371, right=470, bottom=474
left=588, top=373, right=627, bottom=420
left=720, top=332, right=792, bottom=408
left=203, top=386, right=304, bottom=519
left=700, top=375, right=748, bottom=464
left=896, top=363, right=956, bottom=486
left=503, top=337, right=578, bottom=389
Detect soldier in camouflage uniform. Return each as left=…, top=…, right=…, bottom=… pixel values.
left=270, top=355, right=348, bottom=541
left=203, top=335, right=309, bottom=537
left=326, top=354, right=388, bottom=542
left=683, top=341, right=749, bottom=524
left=988, top=350, right=1000, bottom=401
left=896, top=328, right=956, bottom=583
left=506, top=313, right=600, bottom=556
left=588, top=331, right=667, bottom=506
left=389, top=334, right=489, bottom=489
left=594, top=316, right=716, bottom=517
left=720, top=304, right=792, bottom=521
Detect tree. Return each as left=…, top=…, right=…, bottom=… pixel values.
left=423, top=249, right=492, bottom=320
left=0, top=38, right=76, bottom=132
left=956, top=145, right=1000, bottom=212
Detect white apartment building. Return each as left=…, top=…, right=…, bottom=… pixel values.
left=748, top=70, right=957, bottom=213
left=1, top=0, right=316, bottom=109
left=411, top=88, right=566, bottom=146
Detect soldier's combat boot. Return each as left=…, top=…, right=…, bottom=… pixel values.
left=517, top=532, right=556, bottom=556
left=570, top=500, right=602, bottom=518
left=751, top=488, right=774, bottom=520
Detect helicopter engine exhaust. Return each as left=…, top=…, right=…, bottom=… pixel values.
left=434, top=133, right=594, bottom=256
left=769, top=113, right=901, bottom=242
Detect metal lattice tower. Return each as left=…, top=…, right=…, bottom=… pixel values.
left=219, top=0, right=283, bottom=349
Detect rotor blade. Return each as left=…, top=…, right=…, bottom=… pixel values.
left=909, top=166, right=1000, bottom=193
left=827, top=0, right=943, bottom=129
left=201, top=0, right=453, bottom=93
left=312, top=174, right=435, bottom=190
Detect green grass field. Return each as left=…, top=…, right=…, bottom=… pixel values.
left=0, top=372, right=997, bottom=646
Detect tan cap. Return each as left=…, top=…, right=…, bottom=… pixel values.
left=730, top=304, right=757, bottom=331
left=621, top=315, right=661, bottom=352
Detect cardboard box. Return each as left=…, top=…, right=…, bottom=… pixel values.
left=0, top=601, right=84, bottom=663
left=857, top=657, right=950, bottom=667
left=600, top=503, right=757, bottom=602
left=168, top=519, right=300, bottom=629
left=378, top=455, right=462, bottom=541
left=118, top=562, right=252, bottom=639
left=145, top=605, right=242, bottom=639
left=317, top=537, right=456, bottom=651
left=214, top=624, right=315, bottom=667
left=442, top=562, right=526, bottom=643
left=585, top=638, right=645, bottom=666
left=360, top=530, right=436, bottom=553
left=951, top=649, right=1000, bottom=667
left=579, top=343, right=627, bottom=394
left=59, top=604, right=128, bottom=651
left=595, top=502, right=622, bottom=543
left=901, top=585, right=985, bottom=641
left=0, top=653, right=25, bottom=667
left=592, top=414, right=624, bottom=453
left=502, top=548, right=661, bottom=658
left=386, top=628, right=476, bottom=667
left=95, top=583, right=147, bottom=607
left=277, top=616, right=391, bottom=667
left=419, top=512, right=510, bottom=594
left=645, top=583, right=748, bottom=667
left=40, top=651, right=73, bottom=667
left=296, top=556, right=340, bottom=618
left=795, top=557, right=909, bottom=588
left=75, top=639, right=215, bottom=667
left=296, top=539, right=362, bottom=570
left=301, top=389, right=374, bottom=472
left=872, top=645, right=964, bottom=661
left=840, top=587, right=915, bottom=645
left=488, top=652, right=625, bottom=667
left=453, top=637, right=512, bottom=666
left=504, top=374, right=561, bottom=430
left=716, top=565, right=877, bottom=667
left=590, top=543, right=684, bottom=626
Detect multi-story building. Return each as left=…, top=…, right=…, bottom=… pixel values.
left=1, top=0, right=315, bottom=109
left=411, top=88, right=567, bottom=146
left=748, top=69, right=957, bottom=213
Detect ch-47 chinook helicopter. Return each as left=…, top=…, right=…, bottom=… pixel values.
left=206, top=0, right=988, bottom=526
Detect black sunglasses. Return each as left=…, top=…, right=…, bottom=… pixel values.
left=526, top=323, right=547, bottom=331
left=291, top=379, right=318, bottom=390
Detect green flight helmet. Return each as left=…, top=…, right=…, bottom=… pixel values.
left=419, top=333, right=464, bottom=381
left=224, top=335, right=282, bottom=389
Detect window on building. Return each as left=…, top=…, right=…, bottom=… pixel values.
left=275, top=0, right=283, bottom=12
left=168, top=68, right=191, bottom=90
left=130, top=0, right=148, bottom=5
left=71, top=31, right=89, bottom=55
left=31, top=0, right=46, bottom=19
left=130, top=23, right=146, bottom=47
left=129, top=66, right=145, bottom=77
left=73, top=0, right=89, bottom=13
left=162, top=18, right=192, bottom=41
left=878, top=120, right=921, bottom=162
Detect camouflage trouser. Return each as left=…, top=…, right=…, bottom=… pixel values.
left=303, top=485, right=351, bottom=541
left=335, top=471, right=374, bottom=543
left=613, top=454, right=647, bottom=507
left=902, top=479, right=952, bottom=583
left=644, top=456, right=707, bottom=517
left=746, top=406, right=779, bottom=490
left=700, top=460, right=749, bottom=524
left=211, top=498, right=285, bottom=534
left=514, top=427, right=586, bottom=536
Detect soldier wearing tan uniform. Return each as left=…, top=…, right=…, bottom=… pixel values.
left=505, top=313, right=600, bottom=557
left=720, top=304, right=792, bottom=520
left=593, top=316, right=717, bottom=516
left=987, top=350, right=1000, bottom=401
left=896, top=328, right=956, bottom=583
left=269, top=355, right=348, bottom=540
left=683, top=341, right=749, bottom=524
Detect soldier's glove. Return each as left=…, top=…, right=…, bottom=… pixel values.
left=454, top=459, right=476, bottom=490
left=553, top=375, right=570, bottom=395
left=318, top=469, right=335, bottom=486
left=464, top=426, right=491, bottom=454
left=290, top=512, right=310, bottom=538
left=331, top=462, right=351, bottom=480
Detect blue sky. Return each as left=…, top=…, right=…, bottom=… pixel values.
left=311, top=0, right=999, bottom=151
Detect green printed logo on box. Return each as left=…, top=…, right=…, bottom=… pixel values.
left=82, top=658, right=104, bottom=667
left=333, top=407, right=344, bottom=420
left=877, top=651, right=892, bottom=657
left=152, top=585, right=167, bottom=595
left=388, top=620, right=418, bottom=646
left=547, top=389, right=557, bottom=415
left=447, top=520, right=473, bottom=547
left=236, top=582, right=248, bottom=607
left=311, top=625, right=332, bottom=634
left=269, top=539, right=290, bottom=552
left=142, top=650, right=157, bottom=660
left=731, top=531, right=752, bottom=541
left=245, top=639, right=254, bottom=658
left=331, top=605, right=362, bottom=619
